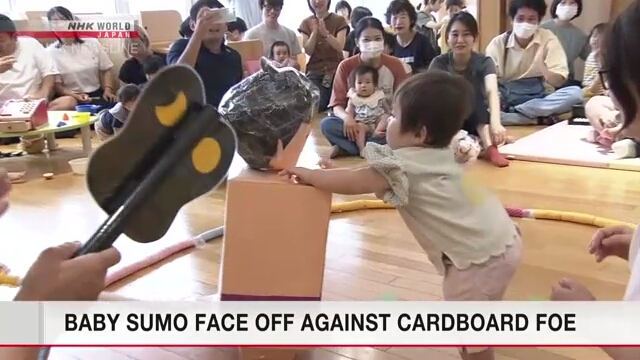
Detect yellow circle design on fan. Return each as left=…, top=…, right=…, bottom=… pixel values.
left=154, top=91, right=187, bottom=127
left=192, top=137, right=221, bottom=174
left=460, top=174, right=487, bottom=206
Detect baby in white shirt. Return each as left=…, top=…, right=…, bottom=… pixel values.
left=281, top=71, right=521, bottom=360
left=346, top=64, right=391, bottom=157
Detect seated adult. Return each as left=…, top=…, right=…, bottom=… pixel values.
left=485, top=0, right=583, bottom=125
left=343, top=6, right=372, bottom=58
left=119, top=25, right=166, bottom=86
left=416, top=0, right=445, bottom=53
left=386, top=0, right=437, bottom=74
left=0, top=15, right=67, bottom=108
left=46, top=6, right=117, bottom=110
left=540, top=0, right=590, bottom=88
left=167, top=0, right=243, bottom=108
left=321, top=17, right=408, bottom=158
left=429, top=12, right=509, bottom=167
left=243, top=0, right=302, bottom=69
left=299, top=0, right=349, bottom=112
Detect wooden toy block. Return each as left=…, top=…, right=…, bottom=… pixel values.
left=220, top=167, right=332, bottom=300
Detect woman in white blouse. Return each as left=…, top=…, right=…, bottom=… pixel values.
left=46, top=6, right=117, bottom=111
left=550, top=3, right=640, bottom=359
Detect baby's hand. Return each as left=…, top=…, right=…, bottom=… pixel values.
left=279, top=167, right=314, bottom=185
left=318, top=158, right=335, bottom=169
left=373, top=117, right=389, bottom=138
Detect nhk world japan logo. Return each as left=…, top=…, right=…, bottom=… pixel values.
left=20, top=17, right=139, bottom=39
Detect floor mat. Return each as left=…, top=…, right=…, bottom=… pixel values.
left=500, top=121, right=640, bottom=171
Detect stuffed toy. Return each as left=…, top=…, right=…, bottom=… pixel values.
left=450, top=130, right=482, bottom=165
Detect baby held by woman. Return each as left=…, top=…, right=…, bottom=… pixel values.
left=281, top=71, right=521, bottom=360
left=346, top=65, right=391, bottom=157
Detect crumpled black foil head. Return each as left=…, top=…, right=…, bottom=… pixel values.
left=218, top=57, right=321, bottom=170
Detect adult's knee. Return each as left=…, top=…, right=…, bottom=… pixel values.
left=48, top=96, right=77, bottom=110
left=320, top=116, right=342, bottom=136
left=563, top=86, right=585, bottom=104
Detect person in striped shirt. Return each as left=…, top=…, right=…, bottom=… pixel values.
left=582, top=23, right=607, bottom=99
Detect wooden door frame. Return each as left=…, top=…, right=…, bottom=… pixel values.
left=477, top=0, right=507, bottom=51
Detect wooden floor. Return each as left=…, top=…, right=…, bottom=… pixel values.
left=0, top=122, right=637, bottom=360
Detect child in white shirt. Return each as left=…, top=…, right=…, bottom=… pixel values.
left=346, top=65, right=390, bottom=157
left=269, top=41, right=299, bottom=69
left=281, top=71, right=521, bottom=360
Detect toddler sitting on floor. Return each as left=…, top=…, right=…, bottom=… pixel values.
left=346, top=65, right=390, bottom=157
left=94, top=84, right=140, bottom=142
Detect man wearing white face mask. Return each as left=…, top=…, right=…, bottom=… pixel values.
left=540, top=0, right=590, bottom=88
left=485, top=0, right=584, bottom=125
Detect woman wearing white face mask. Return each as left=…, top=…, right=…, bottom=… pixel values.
left=320, top=17, right=408, bottom=158
left=540, top=0, right=590, bottom=88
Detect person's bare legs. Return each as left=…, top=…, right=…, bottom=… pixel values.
left=48, top=95, right=77, bottom=111
left=355, top=123, right=368, bottom=157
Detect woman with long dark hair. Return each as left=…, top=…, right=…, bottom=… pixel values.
left=46, top=6, right=117, bottom=109
left=429, top=12, right=509, bottom=167
left=550, top=3, right=640, bottom=359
